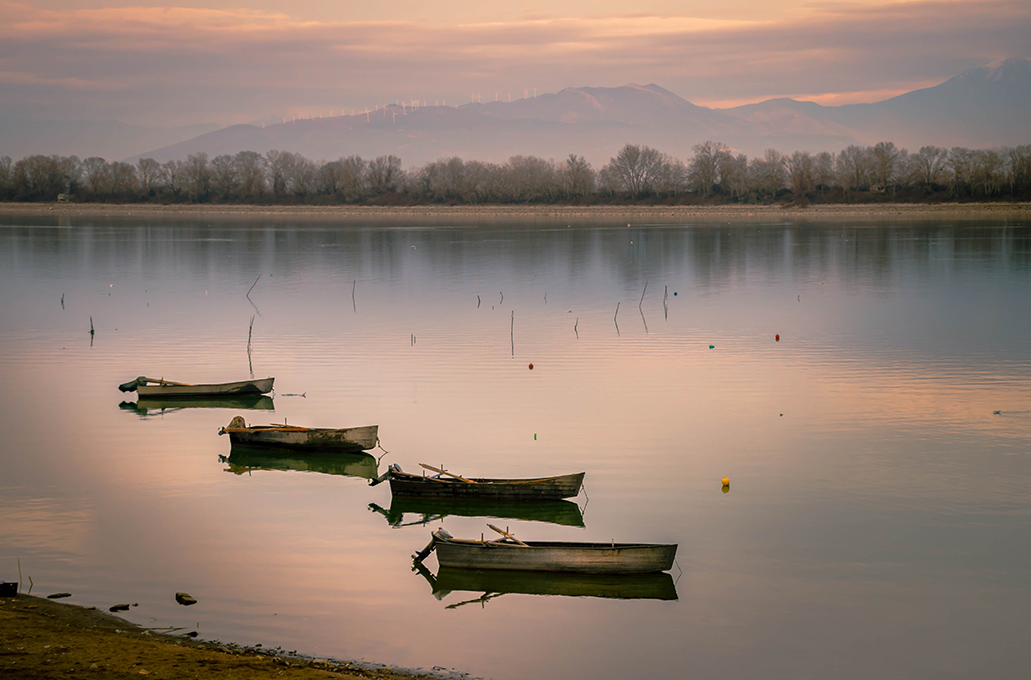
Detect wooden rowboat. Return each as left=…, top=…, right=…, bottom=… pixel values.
left=372, top=464, right=584, bottom=501
left=414, top=527, right=678, bottom=575
left=118, top=376, right=274, bottom=398
left=218, top=416, right=378, bottom=453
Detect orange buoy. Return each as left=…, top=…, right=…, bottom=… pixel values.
left=775, top=334, right=780, bottom=341
left=528, top=363, right=534, bottom=370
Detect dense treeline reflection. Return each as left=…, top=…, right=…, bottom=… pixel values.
left=1, top=140, right=1030, bottom=205
left=3, top=220, right=1027, bottom=292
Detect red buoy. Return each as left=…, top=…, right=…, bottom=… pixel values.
left=775, top=334, right=780, bottom=342
left=528, top=363, right=534, bottom=370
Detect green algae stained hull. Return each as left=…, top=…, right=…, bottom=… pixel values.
left=388, top=470, right=584, bottom=500
left=134, top=377, right=274, bottom=397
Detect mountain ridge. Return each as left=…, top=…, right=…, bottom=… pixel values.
left=114, top=57, right=1031, bottom=166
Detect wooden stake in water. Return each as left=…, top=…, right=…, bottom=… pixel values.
left=246, top=274, right=260, bottom=298
left=89, top=316, right=94, bottom=335
left=511, top=310, right=514, bottom=357
left=574, top=317, right=579, bottom=339
left=613, top=302, right=620, bottom=336
left=352, top=280, right=357, bottom=313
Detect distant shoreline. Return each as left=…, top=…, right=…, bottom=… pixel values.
left=1, top=202, right=1029, bottom=221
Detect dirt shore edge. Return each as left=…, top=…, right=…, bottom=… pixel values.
left=1, top=593, right=457, bottom=680
left=1, top=201, right=1029, bottom=220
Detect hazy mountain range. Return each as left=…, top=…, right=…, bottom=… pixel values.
left=5, top=59, right=1029, bottom=167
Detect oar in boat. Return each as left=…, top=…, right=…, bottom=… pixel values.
left=419, top=463, right=478, bottom=484
left=487, top=524, right=529, bottom=547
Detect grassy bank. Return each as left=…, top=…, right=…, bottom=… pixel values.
left=0, top=593, right=446, bottom=680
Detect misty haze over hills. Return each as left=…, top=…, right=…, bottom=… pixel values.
left=6, top=59, right=1028, bottom=167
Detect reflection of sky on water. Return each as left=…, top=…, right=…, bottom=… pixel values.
left=1, top=216, right=1029, bottom=680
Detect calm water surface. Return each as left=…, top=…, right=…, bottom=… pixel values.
left=1, top=214, right=1029, bottom=679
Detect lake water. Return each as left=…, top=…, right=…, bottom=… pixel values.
left=1, top=213, right=1029, bottom=680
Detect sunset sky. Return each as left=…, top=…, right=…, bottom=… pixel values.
left=2, top=0, right=1029, bottom=127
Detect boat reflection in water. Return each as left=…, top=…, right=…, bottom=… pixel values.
left=414, top=562, right=677, bottom=605
left=119, top=395, right=274, bottom=417
left=368, top=497, right=585, bottom=528
left=220, top=446, right=379, bottom=479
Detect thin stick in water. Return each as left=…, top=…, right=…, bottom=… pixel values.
left=639, top=280, right=648, bottom=308
left=246, top=274, right=260, bottom=298
left=614, top=302, right=620, bottom=336
left=352, top=280, right=357, bottom=313
left=574, top=317, right=579, bottom=339
left=511, top=310, right=514, bottom=357
left=499, top=291, right=504, bottom=304
left=89, top=316, right=94, bottom=335
left=477, top=294, right=481, bottom=308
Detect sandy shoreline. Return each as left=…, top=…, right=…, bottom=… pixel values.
left=1, top=201, right=1029, bottom=221
left=1, top=593, right=448, bottom=680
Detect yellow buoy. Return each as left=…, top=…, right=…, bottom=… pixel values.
left=721, top=477, right=730, bottom=487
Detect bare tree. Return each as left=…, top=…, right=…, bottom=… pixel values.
left=948, top=147, right=975, bottom=196
left=787, top=151, right=815, bottom=197
left=210, top=154, right=238, bottom=199
left=750, top=149, right=787, bottom=198
left=1008, top=145, right=1031, bottom=194
left=266, top=150, right=293, bottom=197
left=837, top=145, right=872, bottom=194
left=602, top=144, right=662, bottom=197
left=184, top=153, right=210, bottom=201
left=507, top=155, right=556, bottom=202
left=813, top=151, right=835, bottom=195
left=82, top=157, right=109, bottom=194
left=0, top=156, right=13, bottom=197
left=162, top=160, right=184, bottom=197
left=559, top=154, right=594, bottom=199
left=136, top=158, right=161, bottom=195
left=871, top=141, right=901, bottom=192
left=108, top=162, right=137, bottom=196
left=688, top=141, right=730, bottom=197
left=367, top=154, right=402, bottom=194
left=909, top=146, right=949, bottom=188
left=234, top=151, right=266, bottom=198
left=720, top=153, right=750, bottom=199
left=655, top=154, right=688, bottom=197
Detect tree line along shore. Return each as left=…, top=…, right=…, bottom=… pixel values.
left=2, top=141, right=1030, bottom=207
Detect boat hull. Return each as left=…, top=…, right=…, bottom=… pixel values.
left=226, top=425, right=379, bottom=453
left=434, top=539, right=677, bottom=574
left=137, top=377, right=274, bottom=398
left=389, top=471, right=584, bottom=500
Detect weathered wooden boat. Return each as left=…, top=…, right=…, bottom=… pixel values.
left=118, top=376, right=274, bottom=398
left=218, top=416, right=378, bottom=453
left=221, top=448, right=379, bottom=479
left=368, top=497, right=585, bottom=528
left=414, top=527, right=678, bottom=574
left=415, top=563, right=677, bottom=602
left=371, top=463, right=584, bottom=500
left=120, top=395, right=274, bottom=416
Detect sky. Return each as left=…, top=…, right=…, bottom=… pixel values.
left=1, top=0, right=1029, bottom=127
